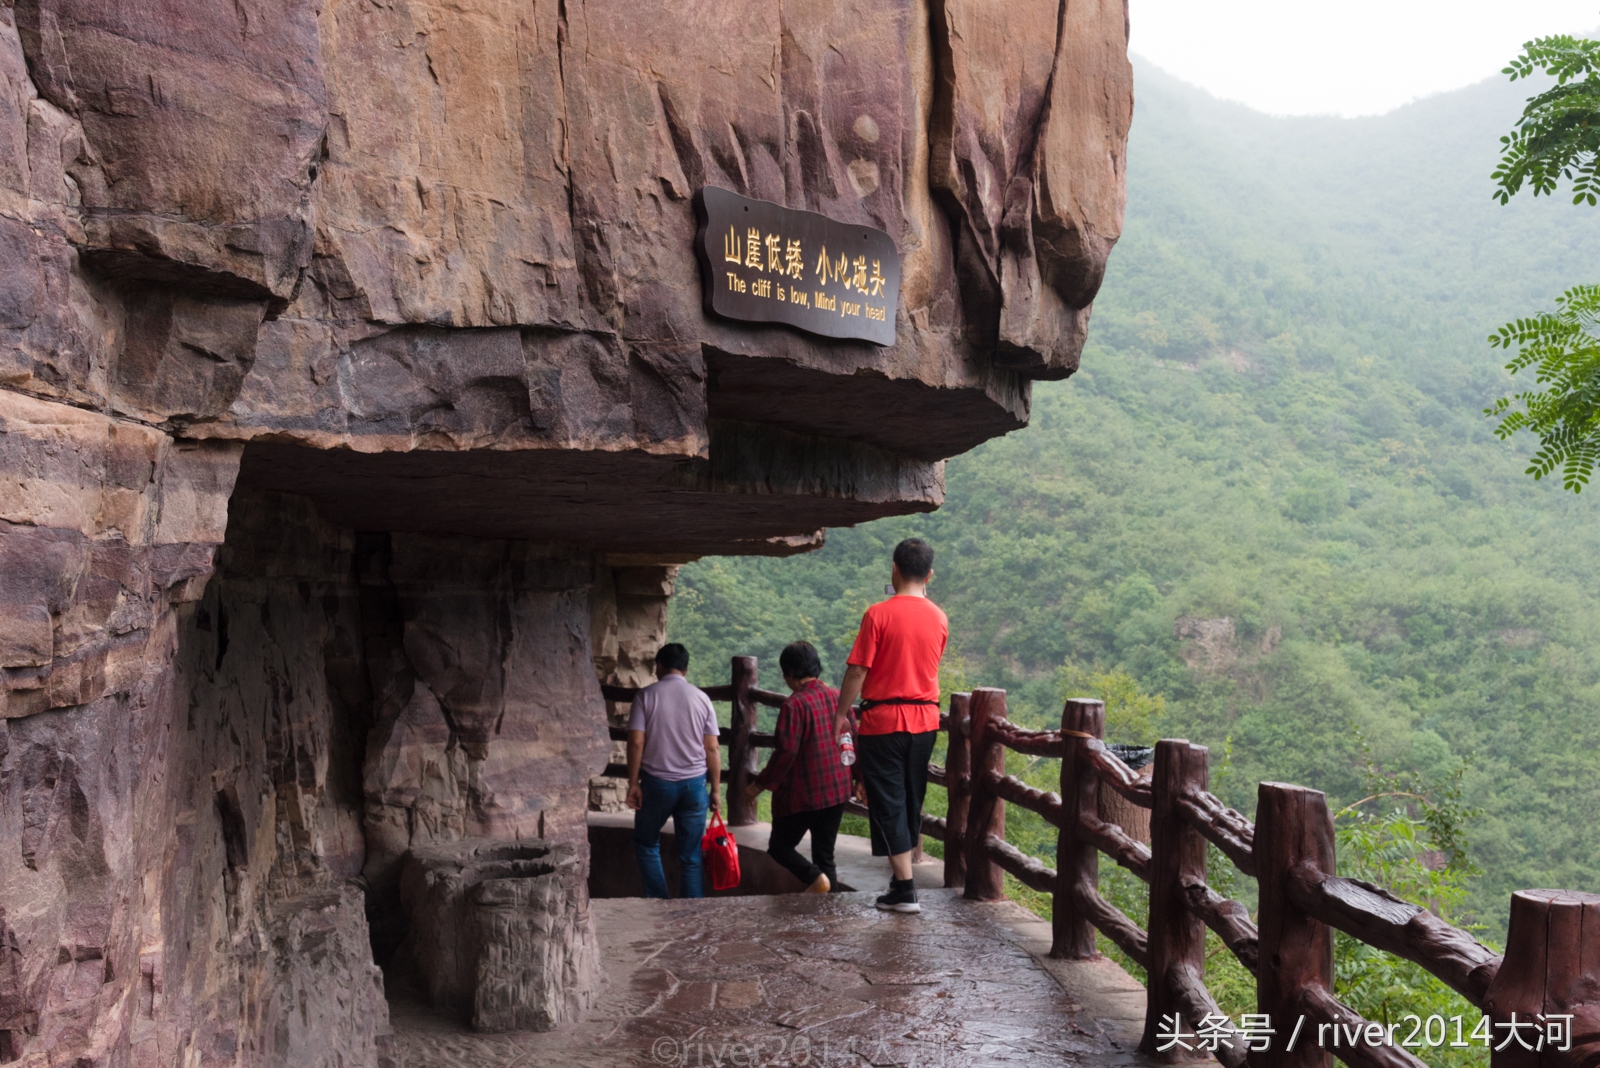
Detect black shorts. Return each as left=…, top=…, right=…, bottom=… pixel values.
left=857, top=730, right=937, bottom=857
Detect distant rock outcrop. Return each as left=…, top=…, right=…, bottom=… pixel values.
left=1174, top=616, right=1281, bottom=672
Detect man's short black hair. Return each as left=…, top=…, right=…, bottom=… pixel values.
left=655, top=642, right=690, bottom=673
left=779, top=640, right=823, bottom=681
left=893, top=538, right=935, bottom=580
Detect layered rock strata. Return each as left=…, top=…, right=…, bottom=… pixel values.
left=0, top=0, right=1132, bottom=1063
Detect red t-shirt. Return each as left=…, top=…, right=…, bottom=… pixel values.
left=846, top=595, right=948, bottom=735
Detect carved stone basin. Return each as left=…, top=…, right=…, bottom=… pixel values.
left=398, top=838, right=600, bottom=1033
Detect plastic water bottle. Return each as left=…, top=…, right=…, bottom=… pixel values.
left=839, top=732, right=857, bottom=766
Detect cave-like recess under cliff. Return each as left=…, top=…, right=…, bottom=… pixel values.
left=0, top=0, right=1132, bottom=1061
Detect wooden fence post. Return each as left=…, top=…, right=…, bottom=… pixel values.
left=1144, top=740, right=1212, bottom=1062
left=1054, top=698, right=1105, bottom=958
left=943, top=692, right=972, bottom=889
left=1483, top=889, right=1600, bottom=1068
left=726, top=655, right=760, bottom=826
left=1256, top=783, right=1335, bottom=1068
left=962, top=688, right=1008, bottom=901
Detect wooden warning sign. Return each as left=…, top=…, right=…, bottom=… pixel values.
left=695, top=186, right=899, bottom=346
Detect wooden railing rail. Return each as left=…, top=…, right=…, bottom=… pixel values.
left=1080, top=812, right=1154, bottom=882
left=1080, top=738, right=1154, bottom=808
left=1175, top=789, right=1256, bottom=877
left=606, top=724, right=779, bottom=749
left=984, top=832, right=1055, bottom=895
left=1071, top=882, right=1153, bottom=971
left=988, top=719, right=1068, bottom=758
left=603, top=681, right=788, bottom=708
left=984, top=768, right=1064, bottom=827
left=1184, top=880, right=1260, bottom=975
left=1287, top=870, right=1501, bottom=1006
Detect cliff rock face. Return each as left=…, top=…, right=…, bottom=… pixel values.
left=0, top=0, right=1132, bottom=1062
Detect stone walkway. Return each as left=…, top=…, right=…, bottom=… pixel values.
left=387, top=889, right=1155, bottom=1068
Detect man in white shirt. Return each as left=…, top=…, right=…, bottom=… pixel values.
left=626, top=643, right=722, bottom=898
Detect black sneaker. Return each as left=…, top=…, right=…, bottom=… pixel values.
left=875, top=879, right=921, bottom=913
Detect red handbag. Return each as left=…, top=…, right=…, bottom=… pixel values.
left=700, top=810, right=742, bottom=891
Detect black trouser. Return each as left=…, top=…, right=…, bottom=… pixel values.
left=767, top=804, right=844, bottom=888
left=858, top=730, right=937, bottom=857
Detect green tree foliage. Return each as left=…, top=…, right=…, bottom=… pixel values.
left=1057, top=664, right=1165, bottom=744
left=1489, top=37, right=1600, bottom=490
left=1284, top=469, right=1351, bottom=523
left=671, top=60, right=1600, bottom=937
left=1492, top=36, right=1600, bottom=205
left=1331, top=752, right=1488, bottom=1068
left=1486, top=286, right=1600, bottom=490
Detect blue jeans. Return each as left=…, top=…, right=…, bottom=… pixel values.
left=632, top=773, right=709, bottom=898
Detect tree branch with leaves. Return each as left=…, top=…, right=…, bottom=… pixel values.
left=1488, top=36, right=1600, bottom=490
left=1492, top=36, right=1600, bottom=205
left=1486, top=285, right=1600, bottom=490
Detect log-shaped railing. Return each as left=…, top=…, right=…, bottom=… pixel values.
left=599, top=658, right=1598, bottom=1068
left=905, top=688, right=1597, bottom=1068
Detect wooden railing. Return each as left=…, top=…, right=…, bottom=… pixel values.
left=598, top=661, right=1599, bottom=1068
left=911, top=689, right=1597, bottom=1068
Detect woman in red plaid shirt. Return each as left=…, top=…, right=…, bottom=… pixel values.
left=742, top=641, right=853, bottom=893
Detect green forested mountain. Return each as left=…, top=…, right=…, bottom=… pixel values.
left=670, top=60, right=1600, bottom=931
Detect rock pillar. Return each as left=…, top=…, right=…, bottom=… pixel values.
left=587, top=562, right=680, bottom=812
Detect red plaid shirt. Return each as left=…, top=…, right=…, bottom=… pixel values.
left=753, top=680, right=853, bottom=818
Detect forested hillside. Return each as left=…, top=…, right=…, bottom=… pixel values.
left=670, top=60, right=1600, bottom=931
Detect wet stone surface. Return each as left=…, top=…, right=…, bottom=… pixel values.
left=388, top=888, right=1155, bottom=1068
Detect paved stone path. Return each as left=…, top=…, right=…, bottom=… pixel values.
left=388, top=888, right=1155, bottom=1068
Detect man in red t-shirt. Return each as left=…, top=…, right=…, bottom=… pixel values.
left=833, top=538, right=947, bottom=913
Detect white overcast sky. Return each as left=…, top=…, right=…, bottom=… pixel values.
left=1130, top=0, right=1600, bottom=116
